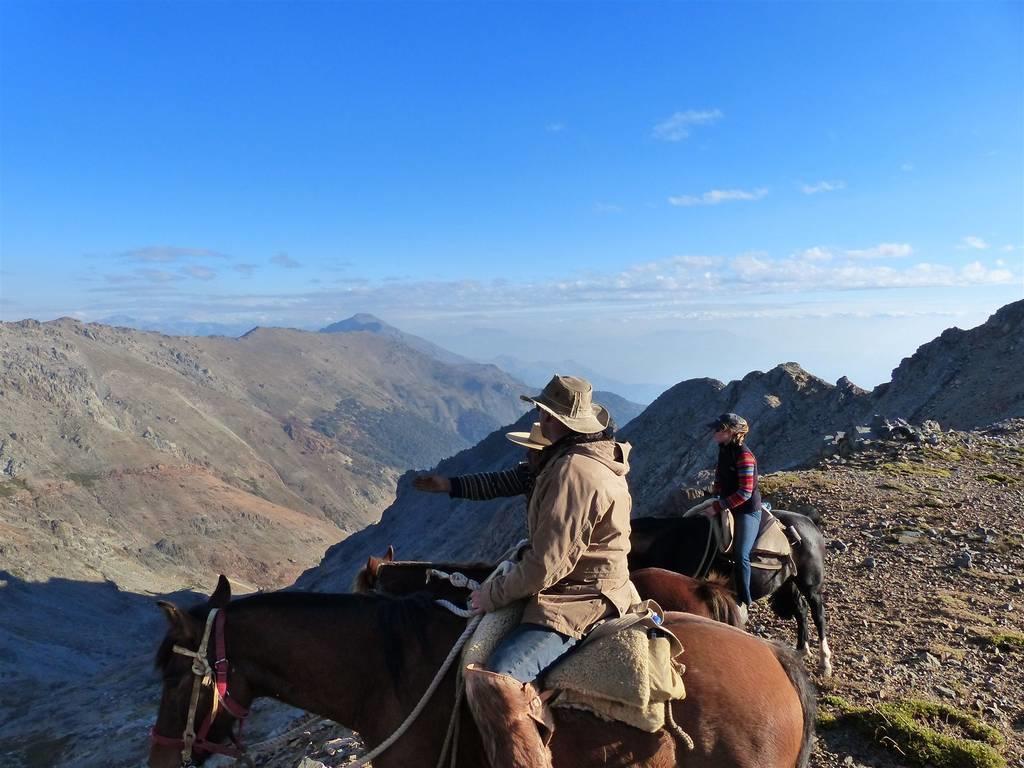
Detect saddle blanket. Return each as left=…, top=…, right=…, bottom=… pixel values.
left=463, top=600, right=686, bottom=732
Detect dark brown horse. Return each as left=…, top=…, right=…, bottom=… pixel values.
left=356, top=547, right=743, bottom=627
left=629, top=510, right=832, bottom=675
left=149, top=576, right=814, bottom=768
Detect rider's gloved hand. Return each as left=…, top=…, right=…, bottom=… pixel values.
left=413, top=474, right=451, bottom=493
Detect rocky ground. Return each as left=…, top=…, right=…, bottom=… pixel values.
left=247, top=420, right=1024, bottom=768
left=759, top=419, right=1024, bottom=768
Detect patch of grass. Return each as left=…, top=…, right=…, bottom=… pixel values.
left=928, top=643, right=967, bottom=662
left=67, top=472, right=102, bottom=488
left=0, top=477, right=29, bottom=498
left=879, top=461, right=953, bottom=478
left=976, top=472, right=1017, bottom=486
left=937, top=594, right=996, bottom=626
left=759, top=471, right=809, bottom=495
left=818, top=695, right=1006, bottom=768
left=924, top=445, right=965, bottom=463
left=970, top=630, right=1024, bottom=652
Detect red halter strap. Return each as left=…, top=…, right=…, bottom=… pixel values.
left=150, top=608, right=251, bottom=763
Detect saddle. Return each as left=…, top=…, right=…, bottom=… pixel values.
left=685, top=501, right=797, bottom=575
left=463, top=598, right=687, bottom=733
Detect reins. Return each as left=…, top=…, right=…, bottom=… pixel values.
left=351, top=561, right=509, bottom=768
left=150, top=607, right=251, bottom=767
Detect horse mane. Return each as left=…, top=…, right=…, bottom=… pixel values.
left=693, top=573, right=743, bottom=627
left=352, top=565, right=375, bottom=594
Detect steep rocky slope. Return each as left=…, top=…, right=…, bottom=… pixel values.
left=873, top=300, right=1024, bottom=428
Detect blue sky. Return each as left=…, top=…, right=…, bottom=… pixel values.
left=1, top=1, right=1022, bottom=399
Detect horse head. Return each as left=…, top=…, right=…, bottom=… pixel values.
left=352, top=544, right=396, bottom=593
left=149, top=575, right=252, bottom=768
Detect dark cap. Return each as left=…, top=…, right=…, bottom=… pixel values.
left=706, top=412, right=749, bottom=432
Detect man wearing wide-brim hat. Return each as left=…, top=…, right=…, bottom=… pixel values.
left=463, top=374, right=634, bottom=768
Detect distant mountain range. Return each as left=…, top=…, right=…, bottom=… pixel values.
left=0, top=318, right=530, bottom=599
left=490, top=354, right=663, bottom=404
left=297, top=299, right=1024, bottom=592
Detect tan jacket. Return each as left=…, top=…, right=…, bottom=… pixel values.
left=480, top=440, right=634, bottom=638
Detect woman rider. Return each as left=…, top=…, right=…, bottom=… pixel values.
left=705, top=412, right=761, bottom=624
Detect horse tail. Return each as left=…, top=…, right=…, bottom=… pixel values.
left=770, top=641, right=817, bottom=768
left=769, top=579, right=801, bottom=620
left=697, top=573, right=744, bottom=627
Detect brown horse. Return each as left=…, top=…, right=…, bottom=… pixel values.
left=356, top=548, right=743, bottom=626
left=149, top=576, right=814, bottom=768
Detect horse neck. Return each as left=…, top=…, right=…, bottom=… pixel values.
left=223, top=593, right=463, bottom=742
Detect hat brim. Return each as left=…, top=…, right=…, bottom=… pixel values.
left=521, top=395, right=610, bottom=434
left=505, top=431, right=550, bottom=450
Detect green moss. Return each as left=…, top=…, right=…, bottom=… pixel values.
left=0, top=477, right=29, bottom=498
left=976, top=472, right=1017, bottom=486
left=818, top=696, right=1006, bottom=768
left=880, top=461, right=953, bottom=478
left=972, top=631, right=1024, bottom=652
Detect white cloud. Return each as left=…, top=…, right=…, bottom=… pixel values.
left=844, top=243, right=913, bottom=260
left=594, top=202, right=623, bottom=214
left=796, top=247, right=833, bottom=262
left=652, top=109, right=723, bottom=142
left=183, top=265, right=216, bottom=280
left=668, top=188, right=768, bottom=206
left=271, top=252, right=302, bottom=269
left=800, top=180, right=846, bottom=195
left=959, top=236, right=989, bottom=250
left=545, top=122, right=566, bottom=133
left=901, top=163, right=915, bottom=172
left=120, top=246, right=227, bottom=262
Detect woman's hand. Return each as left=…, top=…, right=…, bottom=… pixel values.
left=412, top=474, right=451, bottom=493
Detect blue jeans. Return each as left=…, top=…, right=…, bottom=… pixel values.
left=487, top=623, right=578, bottom=683
left=733, top=510, right=759, bottom=606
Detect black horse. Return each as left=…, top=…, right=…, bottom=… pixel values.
left=628, top=509, right=832, bottom=675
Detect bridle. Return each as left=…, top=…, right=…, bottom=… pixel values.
left=150, top=608, right=251, bottom=767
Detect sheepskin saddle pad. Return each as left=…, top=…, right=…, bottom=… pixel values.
left=462, top=601, right=686, bottom=733
left=712, top=509, right=793, bottom=571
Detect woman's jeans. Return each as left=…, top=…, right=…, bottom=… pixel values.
left=732, top=509, right=760, bottom=606
left=487, top=623, right=578, bottom=683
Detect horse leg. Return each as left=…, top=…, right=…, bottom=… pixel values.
left=768, top=579, right=808, bottom=652
left=804, top=588, right=832, bottom=676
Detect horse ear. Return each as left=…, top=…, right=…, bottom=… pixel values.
left=366, top=555, right=382, bottom=580
left=209, top=574, right=231, bottom=608
left=385, top=544, right=395, bottom=562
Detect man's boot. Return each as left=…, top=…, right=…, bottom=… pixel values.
left=464, top=664, right=553, bottom=768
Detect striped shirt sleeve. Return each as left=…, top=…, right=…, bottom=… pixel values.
left=713, top=451, right=756, bottom=513
left=449, top=463, right=531, bottom=500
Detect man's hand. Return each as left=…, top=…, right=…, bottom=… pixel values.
left=413, top=474, right=451, bottom=493
left=469, top=589, right=486, bottom=614
left=703, top=503, right=720, bottom=518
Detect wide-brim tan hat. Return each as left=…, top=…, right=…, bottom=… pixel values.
left=520, top=374, right=610, bottom=434
left=505, top=422, right=552, bottom=451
